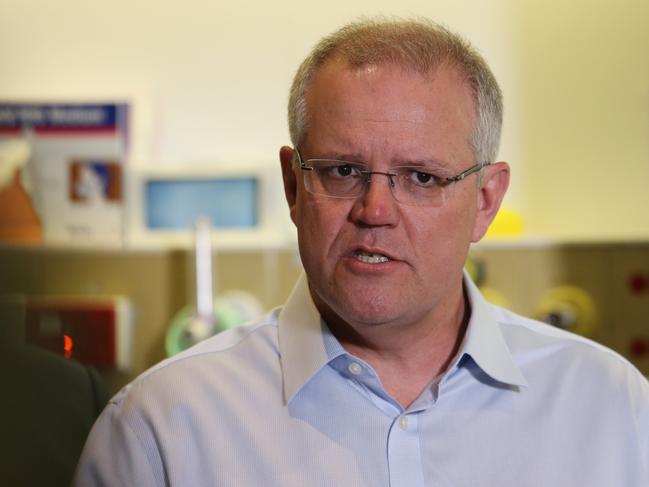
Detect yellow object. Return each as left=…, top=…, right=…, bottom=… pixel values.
left=465, top=255, right=482, bottom=285
left=485, top=207, right=524, bottom=238
left=479, top=286, right=511, bottom=308
left=534, top=286, right=598, bottom=337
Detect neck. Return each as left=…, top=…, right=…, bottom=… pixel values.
left=321, top=285, right=470, bottom=408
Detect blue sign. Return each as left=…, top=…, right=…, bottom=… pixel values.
left=0, top=103, right=128, bottom=130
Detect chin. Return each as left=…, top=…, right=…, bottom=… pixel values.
left=329, top=288, right=405, bottom=327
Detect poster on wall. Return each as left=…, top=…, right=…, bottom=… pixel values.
left=0, top=102, right=129, bottom=246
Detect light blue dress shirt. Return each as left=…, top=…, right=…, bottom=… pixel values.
left=74, top=274, right=649, bottom=486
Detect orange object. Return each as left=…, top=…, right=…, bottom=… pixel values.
left=0, top=169, right=42, bottom=243
left=63, top=334, right=74, bottom=359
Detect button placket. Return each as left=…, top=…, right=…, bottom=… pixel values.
left=387, top=413, right=425, bottom=487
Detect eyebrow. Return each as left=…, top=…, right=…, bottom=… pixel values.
left=307, top=152, right=366, bottom=162
left=307, top=152, right=453, bottom=172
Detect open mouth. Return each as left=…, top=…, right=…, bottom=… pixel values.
left=353, top=250, right=391, bottom=264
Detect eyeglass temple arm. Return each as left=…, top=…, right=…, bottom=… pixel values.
left=294, top=148, right=313, bottom=171
left=445, top=162, right=491, bottom=182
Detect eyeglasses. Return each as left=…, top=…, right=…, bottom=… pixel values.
left=294, top=148, right=490, bottom=207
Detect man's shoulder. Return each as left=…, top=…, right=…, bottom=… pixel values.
left=111, top=309, right=283, bottom=410
left=490, top=304, right=648, bottom=391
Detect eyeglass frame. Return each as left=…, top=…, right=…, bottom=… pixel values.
left=293, top=147, right=491, bottom=200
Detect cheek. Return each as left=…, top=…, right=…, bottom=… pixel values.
left=408, top=204, right=475, bottom=264
left=295, top=197, right=347, bottom=260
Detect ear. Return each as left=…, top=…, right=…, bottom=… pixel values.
left=471, top=161, right=510, bottom=242
left=279, top=146, right=298, bottom=225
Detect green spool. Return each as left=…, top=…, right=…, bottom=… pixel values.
left=165, top=302, right=242, bottom=357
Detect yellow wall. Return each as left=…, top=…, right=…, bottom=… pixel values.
left=510, top=0, right=649, bottom=240
left=4, top=0, right=646, bottom=240
left=3, top=0, right=646, bottom=239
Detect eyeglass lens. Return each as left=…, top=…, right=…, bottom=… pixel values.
left=303, top=161, right=449, bottom=207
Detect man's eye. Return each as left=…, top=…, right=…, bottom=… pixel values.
left=322, top=164, right=361, bottom=178
left=335, top=165, right=353, bottom=177
left=408, top=170, right=440, bottom=186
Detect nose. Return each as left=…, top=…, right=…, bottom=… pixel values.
left=350, top=172, right=400, bottom=226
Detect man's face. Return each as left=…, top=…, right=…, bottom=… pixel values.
left=281, top=60, right=507, bottom=330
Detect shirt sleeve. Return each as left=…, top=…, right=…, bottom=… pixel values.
left=71, top=402, right=162, bottom=487
left=632, top=372, right=649, bottom=479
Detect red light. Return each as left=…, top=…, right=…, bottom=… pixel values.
left=629, top=273, right=649, bottom=295
left=629, top=337, right=649, bottom=358
left=63, top=334, right=73, bottom=359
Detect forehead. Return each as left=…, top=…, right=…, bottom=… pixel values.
left=303, top=60, right=476, bottom=164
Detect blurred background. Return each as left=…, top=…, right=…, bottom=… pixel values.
left=1, top=0, right=648, bottom=398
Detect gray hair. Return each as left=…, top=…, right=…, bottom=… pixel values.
left=287, top=18, right=503, bottom=166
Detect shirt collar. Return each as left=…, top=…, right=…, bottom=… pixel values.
left=459, top=272, right=528, bottom=388
left=278, top=271, right=527, bottom=404
left=278, top=273, right=333, bottom=404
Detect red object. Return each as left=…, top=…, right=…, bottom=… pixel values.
left=25, top=299, right=117, bottom=367
left=629, top=273, right=649, bottom=295
left=629, top=337, right=649, bottom=358
left=63, top=334, right=74, bottom=359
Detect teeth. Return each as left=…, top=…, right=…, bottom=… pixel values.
left=354, top=251, right=390, bottom=264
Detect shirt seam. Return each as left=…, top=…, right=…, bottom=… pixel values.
left=112, top=320, right=278, bottom=407
left=496, top=316, right=641, bottom=371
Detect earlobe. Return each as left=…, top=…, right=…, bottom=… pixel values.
left=471, top=162, right=510, bottom=242
left=279, top=146, right=298, bottom=225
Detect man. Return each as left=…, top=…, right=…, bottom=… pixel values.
left=1, top=297, right=108, bottom=487
left=1, top=342, right=108, bottom=487
left=74, top=18, right=649, bottom=486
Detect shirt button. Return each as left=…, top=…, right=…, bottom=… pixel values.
left=348, top=362, right=362, bottom=375
left=399, top=415, right=408, bottom=430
